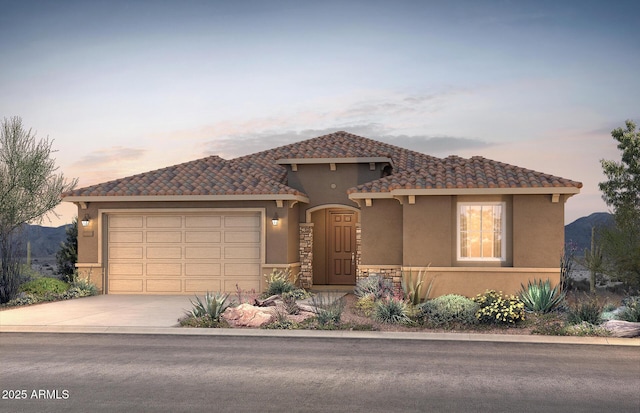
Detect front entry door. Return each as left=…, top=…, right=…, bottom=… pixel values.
left=328, top=211, right=356, bottom=285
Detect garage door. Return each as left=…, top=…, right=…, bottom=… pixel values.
left=107, top=212, right=262, bottom=294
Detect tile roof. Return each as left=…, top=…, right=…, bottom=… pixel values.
left=63, top=156, right=305, bottom=197
left=63, top=131, right=582, bottom=199
left=348, top=155, right=583, bottom=194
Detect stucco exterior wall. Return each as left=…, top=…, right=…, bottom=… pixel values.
left=286, top=163, right=381, bottom=221
left=358, top=266, right=561, bottom=297
left=360, top=199, right=403, bottom=265
left=512, top=194, right=565, bottom=268
left=402, top=196, right=452, bottom=267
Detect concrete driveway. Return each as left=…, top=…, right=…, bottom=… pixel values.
left=0, top=295, right=193, bottom=328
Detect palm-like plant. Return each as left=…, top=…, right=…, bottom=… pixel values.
left=518, top=279, right=565, bottom=313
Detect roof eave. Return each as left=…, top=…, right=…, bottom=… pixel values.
left=276, top=157, right=393, bottom=166
left=348, top=186, right=581, bottom=199
left=63, top=194, right=310, bottom=204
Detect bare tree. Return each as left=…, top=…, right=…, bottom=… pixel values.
left=0, top=116, right=77, bottom=302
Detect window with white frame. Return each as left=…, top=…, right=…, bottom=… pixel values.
left=458, top=202, right=506, bottom=261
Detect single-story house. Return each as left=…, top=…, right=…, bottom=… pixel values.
left=63, top=131, right=582, bottom=297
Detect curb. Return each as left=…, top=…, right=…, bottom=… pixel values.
left=1, top=325, right=638, bottom=346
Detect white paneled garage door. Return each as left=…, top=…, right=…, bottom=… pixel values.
left=107, top=212, right=262, bottom=294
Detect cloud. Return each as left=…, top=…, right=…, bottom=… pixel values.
left=70, top=146, right=146, bottom=186
left=72, top=146, right=146, bottom=168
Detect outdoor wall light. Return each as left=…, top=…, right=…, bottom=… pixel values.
left=271, top=213, right=279, bottom=226
left=81, top=214, right=90, bottom=227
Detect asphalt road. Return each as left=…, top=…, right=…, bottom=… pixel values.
left=1, top=333, right=638, bottom=413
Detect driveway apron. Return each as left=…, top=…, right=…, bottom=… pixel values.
left=0, top=295, right=193, bottom=327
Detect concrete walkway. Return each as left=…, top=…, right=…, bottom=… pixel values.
left=1, top=295, right=638, bottom=346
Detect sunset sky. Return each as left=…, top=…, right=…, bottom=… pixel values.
left=1, top=0, right=638, bottom=227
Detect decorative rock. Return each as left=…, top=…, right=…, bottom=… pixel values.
left=222, top=303, right=274, bottom=328
left=602, top=320, right=640, bottom=338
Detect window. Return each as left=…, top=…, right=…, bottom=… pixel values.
left=458, top=202, right=505, bottom=261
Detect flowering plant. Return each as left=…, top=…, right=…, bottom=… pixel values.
left=473, top=290, right=525, bottom=325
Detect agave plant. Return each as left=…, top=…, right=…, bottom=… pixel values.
left=401, top=267, right=433, bottom=306
left=518, top=279, right=566, bottom=313
left=188, top=291, right=230, bottom=321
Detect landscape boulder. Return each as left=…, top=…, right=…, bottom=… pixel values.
left=222, top=303, right=274, bottom=328
left=602, top=320, right=640, bottom=338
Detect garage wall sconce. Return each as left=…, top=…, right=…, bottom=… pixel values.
left=81, top=214, right=90, bottom=227
left=271, top=213, right=279, bottom=226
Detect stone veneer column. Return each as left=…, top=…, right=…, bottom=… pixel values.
left=299, top=223, right=314, bottom=288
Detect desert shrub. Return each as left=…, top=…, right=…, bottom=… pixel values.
left=67, top=277, right=98, bottom=297
left=473, top=290, right=525, bottom=325
left=374, top=296, right=411, bottom=324
left=180, top=316, right=229, bottom=328
left=355, top=295, right=376, bottom=317
left=282, top=288, right=311, bottom=300
left=5, top=293, right=40, bottom=307
left=187, top=292, right=230, bottom=321
left=264, top=268, right=295, bottom=296
left=529, top=313, right=568, bottom=336
left=564, top=322, right=611, bottom=337
left=420, top=294, right=479, bottom=327
left=566, top=294, right=603, bottom=325
left=263, top=309, right=298, bottom=329
left=354, top=274, right=393, bottom=300
left=312, top=293, right=345, bottom=329
left=19, top=277, right=69, bottom=296
left=617, top=296, right=640, bottom=322
left=518, top=279, right=566, bottom=313
left=282, top=294, right=299, bottom=315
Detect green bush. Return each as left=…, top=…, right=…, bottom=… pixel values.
left=374, top=297, right=411, bottom=325
left=566, top=295, right=603, bottom=325
left=19, top=277, right=69, bottom=296
left=617, top=296, right=640, bottom=322
left=518, top=279, right=566, bottom=313
left=187, top=292, right=230, bottom=321
left=420, top=294, right=479, bottom=327
left=180, top=316, right=229, bottom=328
left=264, top=268, right=295, bottom=296
left=473, top=290, right=525, bottom=325
left=282, top=288, right=311, bottom=300
left=311, top=293, right=344, bottom=329
left=354, top=275, right=393, bottom=300
left=355, top=295, right=376, bottom=317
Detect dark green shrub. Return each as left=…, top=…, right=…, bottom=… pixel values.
left=618, top=296, right=640, bottom=322
left=566, top=295, right=603, bottom=325
left=420, top=294, right=479, bottom=327
left=518, top=279, right=566, bottom=313
left=473, top=290, right=526, bottom=325
left=264, top=269, right=295, bottom=296
left=374, top=297, right=411, bottom=324
left=19, top=277, right=69, bottom=296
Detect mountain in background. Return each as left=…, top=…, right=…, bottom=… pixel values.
left=564, top=212, right=615, bottom=253
left=15, top=223, right=70, bottom=258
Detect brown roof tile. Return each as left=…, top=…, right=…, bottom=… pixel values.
left=347, top=155, right=583, bottom=193
left=64, top=131, right=582, bottom=198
